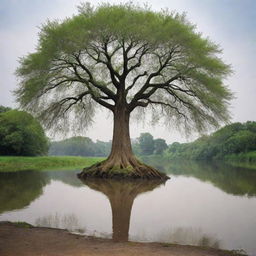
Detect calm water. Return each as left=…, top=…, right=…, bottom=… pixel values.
left=1, top=159, right=256, bottom=255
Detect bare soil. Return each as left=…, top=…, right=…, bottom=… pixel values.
left=0, top=222, right=241, bottom=256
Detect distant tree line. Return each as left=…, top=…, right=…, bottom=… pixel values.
left=167, top=122, right=256, bottom=160
left=132, top=133, right=168, bottom=156
left=49, top=133, right=168, bottom=157
left=0, top=104, right=168, bottom=157
left=49, top=137, right=111, bottom=157
left=1, top=103, right=254, bottom=161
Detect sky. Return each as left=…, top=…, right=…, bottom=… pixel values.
left=0, top=0, right=255, bottom=143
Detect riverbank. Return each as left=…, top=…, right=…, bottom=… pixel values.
left=224, top=152, right=256, bottom=169
left=0, top=222, right=245, bottom=256
left=0, top=156, right=104, bottom=172
left=142, top=154, right=256, bottom=171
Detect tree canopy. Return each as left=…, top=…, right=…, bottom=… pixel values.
left=15, top=2, right=232, bottom=134
left=0, top=110, right=49, bottom=156
left=15, top=2, right=233, bottom=178
left=154, top=138, right=168, bottom=155
left=0, top=105, right=11, bottom=113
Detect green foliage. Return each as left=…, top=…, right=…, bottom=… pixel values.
left=0, top=156, right=103, bottom=172
left=225, top=151, right=256, bottom=169
left=0, top=105, right=11, bottom=113
left=49, top=136, right=111, bottom=157
left=138, top=133, right=155, bottom=155
left=154, top=138, right=168, bottom=155
left=49, top=133, right=168, bottom=157
left=12, top=222, right=34, bottom=228
left=15, top=2, right=232, bottom=135
left=0, top=110, right=49, bottom=156
left=167, top=121, right=256, bottom=160
left=132, top=133, right=168, bottom=156
left=143, top=156, right=256, bottom=196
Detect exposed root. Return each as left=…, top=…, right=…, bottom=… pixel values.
left=77, top=156, right=169, bottom=180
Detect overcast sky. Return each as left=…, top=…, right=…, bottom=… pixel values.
left=0, top=0, right=255, bottom=143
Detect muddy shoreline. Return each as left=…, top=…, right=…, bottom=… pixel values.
left=0, top=222, right=245, bottom=256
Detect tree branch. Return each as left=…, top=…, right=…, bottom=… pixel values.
left=125, top=71, right=148, bottom=93
left=72, top=54, right=117, bottom=101
left=144, top=99, right=188, bottom=120
left=102, top=41, right=121, bottom=88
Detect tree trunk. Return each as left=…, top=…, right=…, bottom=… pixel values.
left=106, top=105, right=136, bottom=169
left=78, top=104, right=168, bottom=179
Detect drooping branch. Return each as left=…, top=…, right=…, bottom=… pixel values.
left=146, top=99, right=188, bottom=120
left=59, top=91, right=91, bottom=113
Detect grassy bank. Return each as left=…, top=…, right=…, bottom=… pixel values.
left=224, top=151, right=256, bottom=169
left=0, top=156, right=104, bottom=172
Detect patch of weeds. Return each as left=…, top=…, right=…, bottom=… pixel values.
left=13, top=221, right=33, bottom=228
left=162, top=244, right=171, bottom=247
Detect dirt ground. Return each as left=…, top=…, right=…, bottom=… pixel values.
left=0, top=222, right=242, bottom=256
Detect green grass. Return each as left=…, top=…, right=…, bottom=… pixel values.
left=12, top=221, right=34, bottom=228
left=0, top=156, right=104, bottom=172
left=225, top=151, right=256, bottom=169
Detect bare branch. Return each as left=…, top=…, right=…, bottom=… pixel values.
left=125, top=71, right=147, bottom=93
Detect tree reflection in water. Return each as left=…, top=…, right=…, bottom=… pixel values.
left=157, top=227, right=221, bottom=249
left=142, top=157, right=256, bottom=197
left=81, top=178, right=166, bottom=242
left=0, top=171, right=48, bottom=214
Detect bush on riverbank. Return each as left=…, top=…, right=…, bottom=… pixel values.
left=0, top=109, right=49, bottom=156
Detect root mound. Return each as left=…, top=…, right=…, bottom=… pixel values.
left=77, top=156, right=169, bottom=180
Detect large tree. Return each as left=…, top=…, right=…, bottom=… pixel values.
left=15, top=3, right=232, bottom=179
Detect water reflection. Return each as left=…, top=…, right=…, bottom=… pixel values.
left=158, top=227, right=220, bottom=249
left=48, top=170, right=84, bottom=187
left=0, top=163, right=256, bottom=255
left=35, top=213, right=84, bottom=233
left=0, top=171, right=48, bottom=213
left=143, top=157, right=256, bottom=196
left=81, top=178, right=165, bottom=242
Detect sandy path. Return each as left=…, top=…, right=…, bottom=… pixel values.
left=0, top=222, right=241, bottom=256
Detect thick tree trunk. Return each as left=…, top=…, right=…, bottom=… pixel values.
left=78, top=104, right=168, bottom=179
left=107, top=105, right=134, bottom=168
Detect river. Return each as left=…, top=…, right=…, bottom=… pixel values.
left=0, top=159, right=255, bottom=255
